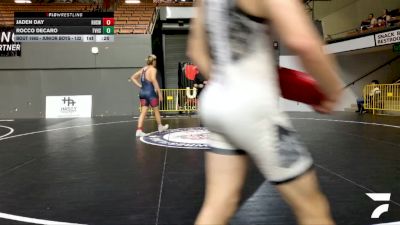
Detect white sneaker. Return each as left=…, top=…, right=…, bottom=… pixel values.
left=136, top=130, right=146, bottom=137
left=158, top=124, right=169, bottom=132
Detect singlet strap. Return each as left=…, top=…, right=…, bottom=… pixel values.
left=140, top=67, right=147, bottom=81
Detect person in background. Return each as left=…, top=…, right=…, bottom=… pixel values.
left=361, top=13, right=377, bottom=30
left=383, top=9, right=392, bottom=23
left=129, top=54, right=169, bottom=137
left=369, top=13, right=378, bottom=28
left=356, top=80, right=380, bottom=114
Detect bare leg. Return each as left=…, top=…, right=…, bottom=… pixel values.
left=195, top=152, right=248, bottom=225
left=137, top=106, right=148, bottom=129
left=276, top=170, right=335, bottom=225
left=153, top=107, right=162, bottom=125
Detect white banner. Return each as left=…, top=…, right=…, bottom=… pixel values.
left=375, top=29, right=400, bottom=46
left=46, top=95, right=92, bottom=118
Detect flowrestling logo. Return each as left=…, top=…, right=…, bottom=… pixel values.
left=367, top=193, right=391, bottom=219
left=140, top=127, right=209, bottom=149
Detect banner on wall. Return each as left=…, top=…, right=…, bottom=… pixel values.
left=46, top=95, right=92, bottom=118
left=375, top=29, right=400, bottom=46
left=0, top=27, right=21, bottom=57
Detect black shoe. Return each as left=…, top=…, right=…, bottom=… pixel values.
left=355, top=110, right=360, bottom=113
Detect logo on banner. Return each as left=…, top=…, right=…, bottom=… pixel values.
left=140, top=127, right=209, bottom=149
left=0, top=27, right=21, bottom=57
left=61, top=97, right=77, bottom=113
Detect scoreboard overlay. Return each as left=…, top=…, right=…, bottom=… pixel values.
left=14, top=12, right=114, bottom=43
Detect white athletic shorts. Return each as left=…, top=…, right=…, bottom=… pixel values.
left=199, top=76, right=314, bottom=184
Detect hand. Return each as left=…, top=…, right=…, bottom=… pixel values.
left=312, top=99, right=336, bottom=114
left=313, top=89, right=342, bottom=114
left=159, top=95, right=163, bottom=102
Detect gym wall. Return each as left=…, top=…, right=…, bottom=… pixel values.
left=0, top=35, right=152, bottom=118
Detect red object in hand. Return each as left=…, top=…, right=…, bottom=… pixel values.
left=278, top=67, right=325, bottom=106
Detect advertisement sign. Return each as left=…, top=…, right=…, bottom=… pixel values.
left=46, top=95, right=92, bottom=118
left=0, top=27, right=21, bottom=57
left=375, top=29, right=400, bottom=46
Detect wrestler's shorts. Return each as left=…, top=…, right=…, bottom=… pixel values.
left=199, top=83, right=314, bottom=184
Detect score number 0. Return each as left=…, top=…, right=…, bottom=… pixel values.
left=102, top=18, right=115, bottom=26
left=102, top=18, right=115, bottom=35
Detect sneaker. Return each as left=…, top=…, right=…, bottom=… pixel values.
left=158, top=124, right=169, bottom=132
left=136, top=129, right=146, bottom=137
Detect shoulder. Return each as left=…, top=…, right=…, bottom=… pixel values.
left=148, top=67, right=157, bottom=73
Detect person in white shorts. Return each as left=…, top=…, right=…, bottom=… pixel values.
left=187, top=0, right=343, bottom=224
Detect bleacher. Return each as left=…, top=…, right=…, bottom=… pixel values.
left=0, top=3, right=95, bottom=27
left=114, top=3, right=156, bottom=34
left=0, top=2, right=158, bottom=35
left=0, top=3, right=96, bottom=27
left=154, top=1, right=193, bottom=7
left=0, top=1, right=196, bottom=35
left=326, top=7, right=400, bottom=42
